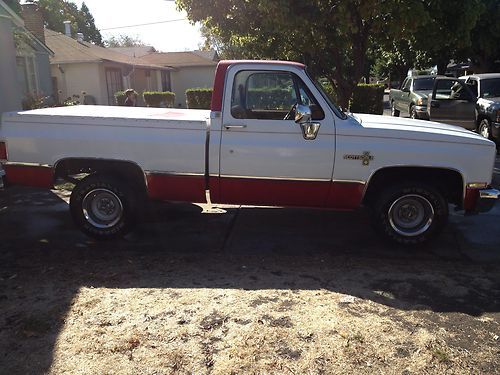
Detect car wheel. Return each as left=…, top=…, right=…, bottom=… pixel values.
left=391, top=101, right=400, bottom=117
left=410, top=105, right=417, bottom=119
left=70, top=174, right=138, bottom=240
left=370, top=182, right=448, bottom=245
left=478, top=119, right=492, bottom=140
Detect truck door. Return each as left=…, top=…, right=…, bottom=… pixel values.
left=428, top=78, right=476, bottom=129
left=218, top=66, right=335, bottom=207
left=398, top=78, right=411, bottom=113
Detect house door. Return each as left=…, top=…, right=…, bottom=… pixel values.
left=105, top=68, right=123, bottom=105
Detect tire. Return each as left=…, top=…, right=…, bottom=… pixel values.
left=391, top=101, right=400, bottom=117
left=410, top=105, right=417, bottom=119
left=370, top=182, right=448, bottom=245
left=70, top=174, right=138, bottom=240
left=478, top=118, right=492, bottom=140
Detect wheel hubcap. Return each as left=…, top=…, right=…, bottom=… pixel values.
left=388, top=194, right=434, bottom=237
left=82, top=189, right=123, bottom=228
left=481, top=124, right=489, bottom=138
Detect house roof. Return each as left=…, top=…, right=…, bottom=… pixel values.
left=140, top=50, right=219, bottom=68
left=44, top=29, right=171, bottom=70
left=109, top=46, right=156, bottom=58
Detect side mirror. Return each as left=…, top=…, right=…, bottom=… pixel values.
left=294, top=104, right=320, bottom=140
left=294, top=104, right=312, bottom=124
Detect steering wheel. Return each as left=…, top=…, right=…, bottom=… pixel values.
left=283, top=103, right=297, bottom=120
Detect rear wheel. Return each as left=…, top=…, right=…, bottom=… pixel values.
left=478, top=118, right=492, bottom=140
left=391, top=101, right=400, bottom=117
left=70, top=174, right=138, bottom=240
left=370, top=183, right=448, bottom=245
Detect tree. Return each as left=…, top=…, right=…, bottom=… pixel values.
left=3, top=0, right=21, bottom=15
left=103, top=34, right=146, bottom=48
left=37, top=0, right=103, bottom=45
left=176, top=0, right=430, bottom=108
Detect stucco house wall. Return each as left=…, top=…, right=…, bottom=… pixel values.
left=171, top=66, right=216, bottom=108
left=52, top=62, right=101, bottom=104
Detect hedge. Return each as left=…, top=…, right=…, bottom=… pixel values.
left=349, top=84, right=385, bottom=115
left=186, top=88, right=212, bottom=109
left=246, top=88, right=295, bottom=110
left=115, top=91, right=126, bottom=106
left=143, top=91, right=175, bottom=107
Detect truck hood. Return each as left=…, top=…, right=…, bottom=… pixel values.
left=351, top=113, right=493, bottom=147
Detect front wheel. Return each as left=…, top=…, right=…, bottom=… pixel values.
left=410, top=105, right=417, bottom=119
left=370, top=183, right=448, bottom=245
left=70, top=175, right=138, bottom=240
left=391, top=101, right=400, bottom=117
left=478, top=118, right=492, bottom=140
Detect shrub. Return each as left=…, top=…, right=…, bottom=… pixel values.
left=186, top=88, right=212, bottom=109
left=143, top=91, right=175, bottom=108
left=115, top=91, right=126, bottom=106
left=246, top=88, right=295, bottom=110
left=349, top=84, right=385, bottom=114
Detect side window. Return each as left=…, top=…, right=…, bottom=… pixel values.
left=434, top=79, right=471, bottom=101
left=402, top=78, right=411, bottom=91
left=231, top=70, right=324, bottom=120
left=466, top=79, right=478, bottom=97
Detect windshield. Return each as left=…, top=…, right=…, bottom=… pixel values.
left=480, top=78, right=500, bottom=98
left=413, top=77, right=435, bottom=91
left=306, top=70, right=347, bottom=119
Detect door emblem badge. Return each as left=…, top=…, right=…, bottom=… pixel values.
left=343, top=151, right=374, bottom=166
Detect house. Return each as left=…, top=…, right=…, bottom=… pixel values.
left=0, top=0, right=53, bottom=115
left=112, top=48, right=219, bottom=108
left=44, top=27, right=173, bottom=106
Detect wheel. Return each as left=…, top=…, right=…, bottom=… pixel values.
left=478, top=119, right=492, bottom=140
left=410, top=105, right=417, bottom=119
left=391, top=101, right=400, bottom=117
left=70, top=174, right=138, bottom=240
left=370, top=183, right=448, bottom=245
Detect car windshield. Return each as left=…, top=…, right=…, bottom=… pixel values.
left=306, top=70, right=347, bottom=119
left=480, top=78, right=500, bottom=98
left=413, top=77, right=435, bottom=91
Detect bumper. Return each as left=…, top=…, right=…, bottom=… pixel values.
left=477, top=188, right=500, bottom=213
left=414, top=105, right=429, bottom=119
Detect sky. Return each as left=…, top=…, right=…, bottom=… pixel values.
left=72, top=0, right=204, bottom=52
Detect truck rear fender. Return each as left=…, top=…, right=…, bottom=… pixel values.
left=363, top=166, right=465, bottom=207
left=54, top=158, right=148, bottom=197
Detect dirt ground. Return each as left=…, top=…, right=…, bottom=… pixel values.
left=1, top=179, right=499, bottom=375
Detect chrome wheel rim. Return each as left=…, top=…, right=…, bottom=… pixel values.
left=480, top=123, right=490, bottom=138
left=388, top=194, right=434, bottom=237
left=391, top=103, right=396, bottom=116
left=82, top=188, right=123, bottom=228
left=410, top=108, right=416, bottom=119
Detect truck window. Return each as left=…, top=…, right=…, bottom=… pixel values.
left=479, top=78, right=500, bottom=98
left=231, top=70, right=324, bottom=120
left=466, top=79, right=478, bottom=97
left=413, top=77, right=435, bottom=91
left=434, top=79, right=471, bottom=101
left=401, top=78, right=411, bottom=91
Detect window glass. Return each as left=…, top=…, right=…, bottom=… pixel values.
left=402, top=78, right=411, bottom=91
left=434, top=79, right=470, bottom=100
left=231, top=70, right=324, bottom=120
left=413, top=77, right=435, bottom=91
left=479, top=78, right=500, bottom=98
left=466, top=79, right=478, bottom=97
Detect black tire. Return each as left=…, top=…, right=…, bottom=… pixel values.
left=478, top=118, right=492, bottom=140
left=370, top=182, right=448, bottom=245
left=391, top=101, right=400, bottom=117
left=410, top=105, right=417, bottom=119
left=70, top=174, right=138, bottom=240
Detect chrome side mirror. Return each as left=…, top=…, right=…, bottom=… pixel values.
left=295, top=104, right=320, bottom=140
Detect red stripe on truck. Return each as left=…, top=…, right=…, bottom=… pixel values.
left=146, top=173, right=207, bottom=203
left=464, top=187, right=480, bottom=211
left=3, top=164, right=54, bottom=188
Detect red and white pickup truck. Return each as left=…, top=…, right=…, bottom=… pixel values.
left=1, top=60, right=498, bottom=245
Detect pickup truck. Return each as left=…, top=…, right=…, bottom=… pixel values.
left=1, top=60, right=498, bottom=245
left=389, top=75, right=436, bottom=119
left=427, top=74, right=500, bottom=144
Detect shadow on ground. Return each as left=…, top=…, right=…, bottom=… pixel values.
left=0, top=186, right=499, bottom=373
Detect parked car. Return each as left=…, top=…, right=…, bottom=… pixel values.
left=1, top=60, right=498, bottom=245
left=427, top=74, right=500, bottom=144
left=389, top=75, right=437, bottom=119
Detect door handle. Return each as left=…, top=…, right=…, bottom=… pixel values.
left=224, top=125, right=247, bottom=130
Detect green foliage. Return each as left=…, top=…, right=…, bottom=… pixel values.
left=246, top=88, right=294, bottom=110
left=186, top=88, right=212, bottom=109
left=22, top=93, right=50, bottom=110
left=143, top=91, right=175, bottom=108
left=63, top=94, right=81, bottom=106
left=114, top=91, right=126, bottom=106
left=349, top=84, right=385, bottom=115
left=3, top=0, right=21, bottom=15
left=104, top=34, right=146, bottom=48
left=37, top=0, right=102, bottom=45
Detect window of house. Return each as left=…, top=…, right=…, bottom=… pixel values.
left=231, top=70, right=324, bottom=120
left=145, top=70, right=152, bottom=91
left=16, top=55, right=38, bottom=95
left=161, top=71, right=171, bottom=92
left=105, top=68, right=123, bottom=105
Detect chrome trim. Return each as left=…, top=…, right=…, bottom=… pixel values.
left=224, top=125, right=247, bottom=129
left=479, top=188, right=500, bottom=199
left=219, top=174, right=331, bottom=182
left=332, top=179, right=366, bottom=185
left=144, top=171, right=204, bottom=177
left=388, top=194, right=434, bottom=237
left=3, top=162, right=52, bottom=168
left=467, top=182, right=488, bottom=189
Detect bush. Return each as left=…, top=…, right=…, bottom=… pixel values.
left=349, top=84, right=385, bottom=114
left=246, top=88, right=295, bottom=110
left=186, top=88, right=212, bottom=109
left=143, top=91, right=175, bottom=108
left=115, top=91, right=126, bottom=106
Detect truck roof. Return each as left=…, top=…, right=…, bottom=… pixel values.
left=460, top=73, right=500, bottom=80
